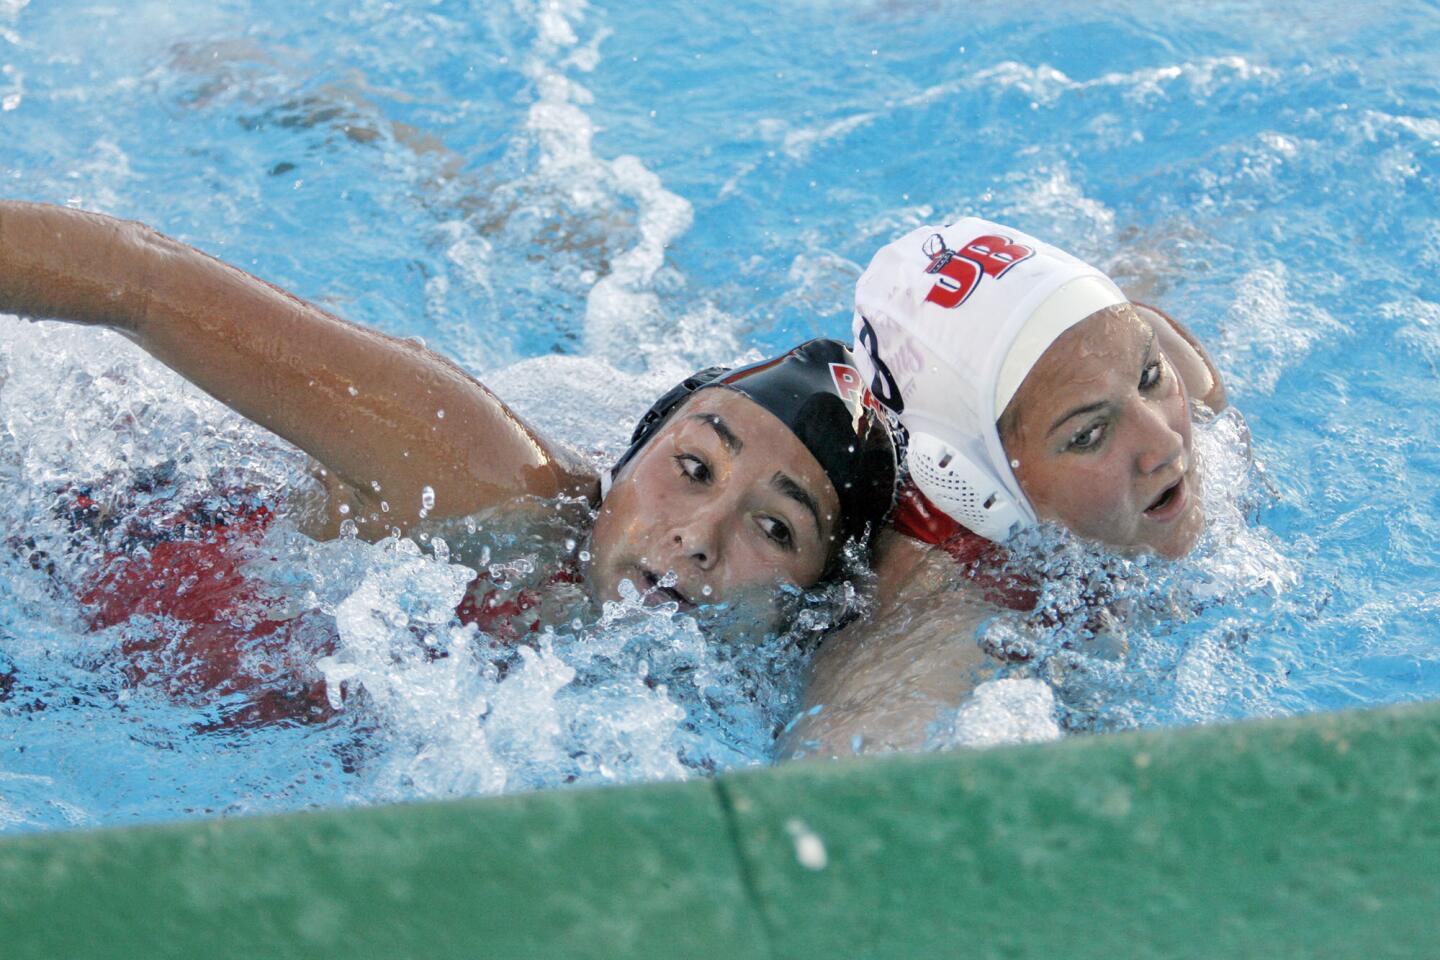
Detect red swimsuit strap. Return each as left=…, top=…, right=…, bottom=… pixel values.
left=890, top=480, right=1038, bottom=611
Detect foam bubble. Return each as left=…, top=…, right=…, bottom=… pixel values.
left=928, top=678, right=1061, bottom=750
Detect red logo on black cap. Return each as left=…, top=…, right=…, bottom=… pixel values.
left=829, top=362, right=883, bottom=415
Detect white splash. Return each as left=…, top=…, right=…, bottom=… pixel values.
left=507, top=0, right=698, bottom=373
left=929, top=678, right=1062, bottom=750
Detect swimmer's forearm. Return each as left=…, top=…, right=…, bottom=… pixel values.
left=1133, top=301, right=1228, bottom=412
left=0, top=201, right=158, bottom=330
left=0, top=201, right=596, bottom=526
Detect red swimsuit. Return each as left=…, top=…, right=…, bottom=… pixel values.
left=888, top=480, right=1038, bottom=611
left=79, top=499, right=574, bottom=726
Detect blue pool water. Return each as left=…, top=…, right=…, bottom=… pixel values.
left=1, top=0, right=1438, bottom=832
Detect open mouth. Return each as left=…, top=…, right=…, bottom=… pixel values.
left=1144, top=476, right=1187, bottom=520
left=642, top=568, right=691, bottom=608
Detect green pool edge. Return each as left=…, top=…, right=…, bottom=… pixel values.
left=3, top=700, right=1437, bottom=960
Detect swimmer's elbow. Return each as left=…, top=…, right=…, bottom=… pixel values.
left=1184, top=337, right=1228, bottom=413
left=1199, top=371, right=1228, bottom=413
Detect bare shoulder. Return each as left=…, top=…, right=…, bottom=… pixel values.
left=1132, top=301, right=1228, bottom=413
left=779, top=542, right=1000, bottom=760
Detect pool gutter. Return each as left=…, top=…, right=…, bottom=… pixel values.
left=3, top=700, right=1437, bottom=959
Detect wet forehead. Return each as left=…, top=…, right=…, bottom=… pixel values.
left=674, top=388, right=840, bottom=511
left=1018, top=307, right=1152, bottom=421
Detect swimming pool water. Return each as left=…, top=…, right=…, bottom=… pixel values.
left=1, top=0, right=1438, bottom=832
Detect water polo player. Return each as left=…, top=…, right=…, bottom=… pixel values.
left=854, top=216, right=1226, bottom=561
left=782, top=217, right=1230, bottom=758
left=0, top=201, right=895, bottom=638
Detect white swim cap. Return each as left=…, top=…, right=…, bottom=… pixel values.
left=851, top=217, right=1126, bottom=542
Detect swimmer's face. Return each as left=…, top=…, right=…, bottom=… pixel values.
left=589, top=388, right=841, bottom=629
left=1001, top=305, right=1203, bottom=559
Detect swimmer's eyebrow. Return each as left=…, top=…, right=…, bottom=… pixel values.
left=1046, top=330, right=1158, bottom=437
left=771, top=471, right=823, bottom=537
left=1047, top=401, right=1109, bottom=437
left=690, top=413, right=743, bottom=454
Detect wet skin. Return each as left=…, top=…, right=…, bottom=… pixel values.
left=0, top=204, right=853, bottom=632
left=589, top=388, right=841, bottom=628
left=1001, top=304, right=1203, bottom=559
left=784, top=302, right=1227, bottom=759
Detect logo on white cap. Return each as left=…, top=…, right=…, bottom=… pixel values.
left=919, top=232, right=1035, bottom=309
left=852, top=217, right=1126, bottom=542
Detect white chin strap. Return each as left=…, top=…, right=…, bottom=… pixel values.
left=906, top=432, right=1028, bottom=542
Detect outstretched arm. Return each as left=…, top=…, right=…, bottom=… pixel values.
left=1133, top=301, right=1228, bottom=413
left=0, top=201, right=597, bottom=533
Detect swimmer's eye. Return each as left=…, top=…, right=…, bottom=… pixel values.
left=1068, top=422, right=1106, bottom=452
left=759, top=515, right=794, bottom=550
left=1140, top=359, right=1164, bottom=391
left=675, top=454, right=711, bottom=484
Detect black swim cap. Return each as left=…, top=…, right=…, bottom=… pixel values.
left=610, top=339, right=898, bottom=558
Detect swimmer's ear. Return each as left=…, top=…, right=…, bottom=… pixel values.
left=1132, top=301, right=1227, bottom=413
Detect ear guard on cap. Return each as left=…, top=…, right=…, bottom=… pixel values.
left=905, top=431, right=1027, bottom=542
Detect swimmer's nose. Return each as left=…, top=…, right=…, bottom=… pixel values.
left=1133, top=398, right=1185, bottom=475
left=671, top=517, right=721, bottom=571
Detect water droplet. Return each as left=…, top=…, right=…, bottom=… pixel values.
left=337, top=503, right=350, bottom=515
left=421, top=485, right=436, bottom=511
left=1010, top=459, right=1021, bottom=469
left=435, top=409, right=445, bottom=419
left=785, top=819, right=828, bottom=871
left=379, top=500, right=390, bottom=513
left=701, top=584, right=713, bottom=597
left=370, top=480, right=382, bottom=493
left=347, top=385, right=359, bottom=397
